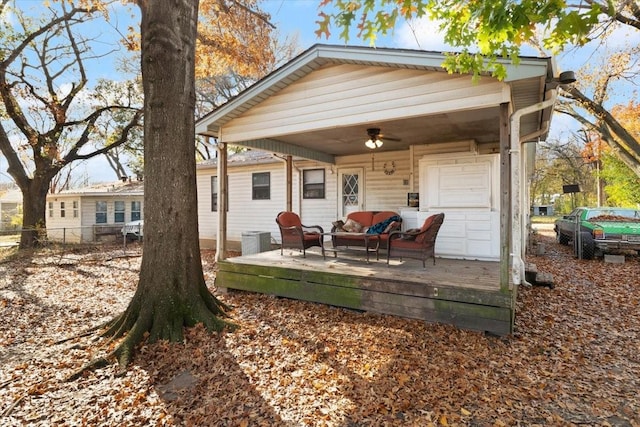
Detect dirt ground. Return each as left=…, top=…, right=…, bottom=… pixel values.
left=0, top=233, right=639, bottom=426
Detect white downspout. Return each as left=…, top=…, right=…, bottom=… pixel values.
left=509, top=89, right=557, bottom=286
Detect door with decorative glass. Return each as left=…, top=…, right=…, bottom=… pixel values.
left=338, top=168, right=364, bottom=217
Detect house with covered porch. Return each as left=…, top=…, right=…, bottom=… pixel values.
left=195, top=44, right=565, bottom=335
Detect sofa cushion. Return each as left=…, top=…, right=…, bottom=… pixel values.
left=389, top=238, right=421, bottom=250
left=415, top=215, right=437, bottom=243
left=371, top=211, right=399, bottom=225
left=346, top=211, right=374, bottom=227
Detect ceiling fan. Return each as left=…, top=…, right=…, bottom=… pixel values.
left=364, top=128, right=400, bottom=149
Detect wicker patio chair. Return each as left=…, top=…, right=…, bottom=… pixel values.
left=276, top=211, right=325, bottom=258
left=387, top=213, right=445, bottom=268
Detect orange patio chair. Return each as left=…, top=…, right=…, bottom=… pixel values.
left=387, top=213, right=445, bottom=268
left=276, top=211, right=325, bottom=258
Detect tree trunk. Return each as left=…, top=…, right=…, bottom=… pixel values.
left=105, top=0, right=230, bottom=367
left=19, top=177, right=54, bottom=249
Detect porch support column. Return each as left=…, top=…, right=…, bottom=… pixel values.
left=286, top=155, right=293, bottom=212
left=499, top=103, right=511, bottom=293
left=216, top=142, right=228, bottom=261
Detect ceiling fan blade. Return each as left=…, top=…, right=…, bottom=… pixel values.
left=380, top=134, right=401, bottom=142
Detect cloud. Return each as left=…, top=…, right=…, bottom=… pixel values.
left=394, top=17, right=452, bottom=51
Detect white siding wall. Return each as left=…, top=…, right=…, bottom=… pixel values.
left=228, top=165, right=287, bottom=242
left=79, top=196, right=144, bottom=242
left=80, top=198, right=98, bottom=242
left=197, top=163, right=301, bottom=243
left=335, top=150, right=412, bottom=215
left=196, top=172, right=216, bottom=239
left=297, top=161, right=336, bottom=232
left=46, top=196, right=83, bottom=243
left=219, top=64, right=508, bottom=142
left=198, top=161, right=343, bottom=244
left=197, top=151, right=418, bottom=245
left=196, top=147, right=502, bottom=249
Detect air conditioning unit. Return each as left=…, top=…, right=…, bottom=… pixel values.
left=241, top=231, right=271, bottom=255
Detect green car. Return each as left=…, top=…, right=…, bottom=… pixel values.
left=554, top=207, right=640, bottom=259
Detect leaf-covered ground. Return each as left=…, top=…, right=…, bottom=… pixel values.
left=0, top=233, right=638, bottom=426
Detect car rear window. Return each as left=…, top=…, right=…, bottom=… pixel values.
left=586, top=209, right=640, bottom=221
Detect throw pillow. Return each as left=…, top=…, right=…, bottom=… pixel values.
left=342, top=218, right=363, bottom=233
left=332, top=220, right=345, bottom=231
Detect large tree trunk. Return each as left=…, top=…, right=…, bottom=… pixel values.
left=18, top=177, right=55, bottom=249
left=104, top=0, right=230, bottom=368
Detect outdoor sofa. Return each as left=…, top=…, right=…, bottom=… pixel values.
left=330, top=210, right=402, bottom=251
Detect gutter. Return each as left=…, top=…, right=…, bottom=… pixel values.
left=509, top=89, right=557, bottom=286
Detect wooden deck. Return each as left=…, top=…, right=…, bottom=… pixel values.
left=216, top=247, right=516, bottom=335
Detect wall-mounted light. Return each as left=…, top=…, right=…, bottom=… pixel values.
left=546, top=71, right=577, bottom=90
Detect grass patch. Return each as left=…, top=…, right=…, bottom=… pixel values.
left=530, top=215, right=559, bottom=224
left=0, top=233, right=19, bottom=244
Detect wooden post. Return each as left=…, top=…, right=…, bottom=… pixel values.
left=286, top=155, right=293, bottom=212
left=499, top=102, right=511, bottom=293
left=216, top=142, right=228, bottom=261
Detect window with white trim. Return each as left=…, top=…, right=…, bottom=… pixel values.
left=95, top=201, right=107, bottom=224
left=252, top=172, right=270, bottom=200
left=131, top=201, right=141, bottom=221
left=114, top=201, right=125, bottom=223
left=303, top=169, right=325, bottom=199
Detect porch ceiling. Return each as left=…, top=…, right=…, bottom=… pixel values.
left=239, top=106, right=503, bottom=158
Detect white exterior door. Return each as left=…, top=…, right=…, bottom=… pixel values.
left=418, top=154, right=500, bottom=261
left=338, top=168, right=364, bottom=217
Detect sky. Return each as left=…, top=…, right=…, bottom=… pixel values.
left=1, top=1, right=637, bottom=185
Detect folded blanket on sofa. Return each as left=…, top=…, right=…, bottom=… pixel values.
left=366, top=215, right=401, bottom=234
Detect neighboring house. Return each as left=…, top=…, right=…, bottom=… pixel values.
left=194, top=44, right=564, bottom=335
left=46, top=180, right=144, bottom=243
left=0, top=188, right=22, bottom=231
left=531, top=205, right=554, bottom=216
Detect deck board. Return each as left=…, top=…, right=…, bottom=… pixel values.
left=226, top=248, right=504, bottom=291
left=217, top=248, right=516, bottom=335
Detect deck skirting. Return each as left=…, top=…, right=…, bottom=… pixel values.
left=216, top=252, right=515, bottom=335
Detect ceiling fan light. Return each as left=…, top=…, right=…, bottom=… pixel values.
left=375, top=139, right=383, bottom=148
left=365, top=139, right=377, bottom=149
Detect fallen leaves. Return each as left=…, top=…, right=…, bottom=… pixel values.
left=0, top=239, right=639, bottom=426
